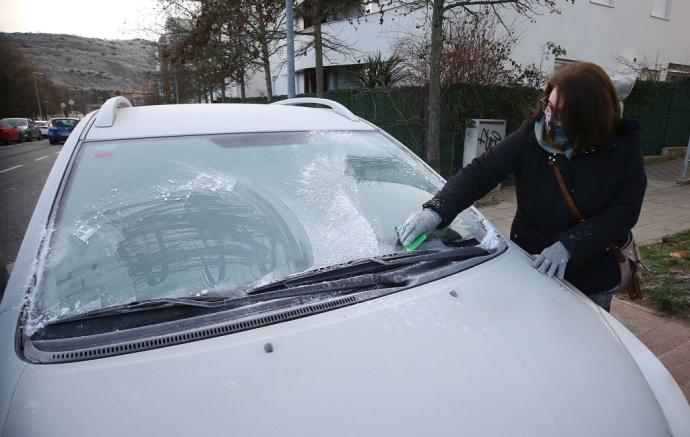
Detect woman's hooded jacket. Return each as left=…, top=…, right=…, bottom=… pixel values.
left=424, top=118, right=647, bottom=294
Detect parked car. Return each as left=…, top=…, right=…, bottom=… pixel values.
left=47, top=117, right=79, bottom=144
left=34, top=120, right=49, bottom=138
left=1, top=97, right=688, bottom=437
left=0, top=120, right=21, bottom=145
left=0, top=118, right=41, bottom=141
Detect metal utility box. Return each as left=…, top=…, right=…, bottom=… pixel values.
left=463, top=119, right=506, bottom=167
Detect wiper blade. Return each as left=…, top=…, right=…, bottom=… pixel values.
left=248, top=245, right=489, bottom=295
left=45, top=246, right=490, bottom=327
left=246, top=271, right=409, bottom=300
left=48, top=297, right=219, bottom=325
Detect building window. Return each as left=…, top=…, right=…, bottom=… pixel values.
left=554, top=58, right=578, bottom=73
left=666, top=63, right=690, bottom=82
left=299, top=0, right=362, bottom=29
left=640, top=68, right=661, bottom=81
left=590, top=0, right=614, bottom=7
left=651, top=0, right=672, bottom=20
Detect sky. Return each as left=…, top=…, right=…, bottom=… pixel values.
left=0, top=0, right=163, bottom=40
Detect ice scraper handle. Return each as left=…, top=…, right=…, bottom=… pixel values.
left=531, top=241, right=571, bottom=279
left=397, top=209, right=442, bottom=247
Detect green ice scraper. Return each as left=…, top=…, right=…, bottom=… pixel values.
left=395, top=225, right=428, bottom=251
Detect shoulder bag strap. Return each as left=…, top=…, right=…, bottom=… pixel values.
left=550, top=161, right=626, bottom=262
left=551, top=163, right=584, bottom=222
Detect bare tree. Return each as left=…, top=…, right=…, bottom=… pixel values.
left=293, top=0, right=362, bottom=97
left=377, top=0, right=568, bottom=170
left=157, top=0, right=284, bottom=102
left=517, top=40, right=567, bottom=88
left=614, top=55, right=664, bottom=82
left=394, top=9, right=519, bottom=87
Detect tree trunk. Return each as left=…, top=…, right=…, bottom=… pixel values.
left=260, top=41, right=273, bottom=102
left=240, top=70, right=246, bottom=102
left=426, top=0, right=444, bottom=171
left=313, top=0, right=325, bottom=97
left=220, top=80, right=226, bottom=101
left=256, top=1, right=273, bottom=102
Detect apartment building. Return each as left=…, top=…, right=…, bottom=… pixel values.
left=234, top=0, right=689, bottom=98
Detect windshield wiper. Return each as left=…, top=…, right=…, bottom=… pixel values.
left=247, top=245, right=489, bottom=295
left=48, top=297, right=220, bottom=325
left=42, top=245, right=491, bottom=330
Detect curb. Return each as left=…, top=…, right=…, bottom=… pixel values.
left=643, top=146, right=687, bottom=164
left=613, top=296, right=667, bottom=317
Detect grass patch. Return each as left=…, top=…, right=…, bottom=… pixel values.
left=637, top=230, right=690, bottom=319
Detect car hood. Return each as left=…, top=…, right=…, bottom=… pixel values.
left=4, top=246, right=670, bottom=437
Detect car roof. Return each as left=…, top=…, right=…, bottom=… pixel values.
left=83, top=102, right=375, bottom=141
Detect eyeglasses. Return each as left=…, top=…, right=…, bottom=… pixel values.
left=540, top=97, right=555, bottom=115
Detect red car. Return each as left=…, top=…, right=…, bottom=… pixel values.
left=0, top=120, right=21, bottom=145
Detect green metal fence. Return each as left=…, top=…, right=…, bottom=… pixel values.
left=222, top=79, right=690, bottom=174
left=625, top=79, right=690, bottom=156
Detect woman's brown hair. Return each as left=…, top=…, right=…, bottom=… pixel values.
left=531, top=62, right=621, bottom=151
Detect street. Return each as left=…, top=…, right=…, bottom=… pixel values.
left=0, top=139, right=61, bottom=267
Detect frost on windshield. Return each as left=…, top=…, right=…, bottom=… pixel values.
left=29, top=131, right=493, bottom=323
left=294, top=148, right=379, bottom=266
left=23, top=220, right=56, bottom=336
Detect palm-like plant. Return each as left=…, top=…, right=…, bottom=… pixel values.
left=355, top=53, right=408, bottom=90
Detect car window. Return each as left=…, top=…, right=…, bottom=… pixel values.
left=2, top=119, right=25, bottom=127
left=30, top=131, right=492, bottom=325
left=53, top=119, right=77, bottom=128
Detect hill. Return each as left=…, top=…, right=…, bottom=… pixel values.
left=0, top=32, right=158, bottom=92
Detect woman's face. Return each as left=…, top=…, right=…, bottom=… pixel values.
left=545, top=87, right=565, bottom=130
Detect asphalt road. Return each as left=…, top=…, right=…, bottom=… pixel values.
left=0, top=139, right=62, bottom=266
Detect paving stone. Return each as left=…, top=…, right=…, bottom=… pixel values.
left=659, top=341, right=690, bottom=372
left=637, top=320, right=690, bottom=356
left=611, top=299, right=667, bottom=336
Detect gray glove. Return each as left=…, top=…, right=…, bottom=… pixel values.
left=531, top=241, right=571, bottom=279
left=398, top=209, right=442, bottom=246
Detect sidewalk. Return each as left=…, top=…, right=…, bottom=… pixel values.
left=480, top=157, right=690, bottom=243
left=477, top=156, right=690, bottom=400
left=611, top=298, right=690, bottom=400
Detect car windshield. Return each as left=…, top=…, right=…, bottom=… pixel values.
left=29, top=130, right=497, bottom=327
left=52, top=119, right=77, bottom=128
left=2, top=118, right=26, bottom=127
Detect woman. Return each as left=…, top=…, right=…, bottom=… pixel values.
left=397, top=62, right=647, bottom=311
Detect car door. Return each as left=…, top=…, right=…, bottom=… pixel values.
left=29, top=120, right=39, bottom=139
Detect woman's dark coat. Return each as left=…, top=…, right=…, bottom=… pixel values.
left=424, top=118, right=647, bottom=294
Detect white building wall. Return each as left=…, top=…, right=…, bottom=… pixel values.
left=505, top=0, right=690, bottom=77
left=245, top=0, right=690, bottom=98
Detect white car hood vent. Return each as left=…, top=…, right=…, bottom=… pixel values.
left=24, top=295, right=358, bottom=364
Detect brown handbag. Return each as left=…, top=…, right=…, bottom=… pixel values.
left=551, top=163, right=646, bottom=300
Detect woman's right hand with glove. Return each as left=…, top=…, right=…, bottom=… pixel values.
left=397, top=209, right=442, bottom=246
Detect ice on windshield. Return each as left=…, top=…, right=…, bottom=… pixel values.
left=29, top=130, right=496, bottom=323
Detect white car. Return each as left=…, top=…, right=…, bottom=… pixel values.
left=1, top=97, right=688, bottom=437
left=34, top=120, right=49, bottom=138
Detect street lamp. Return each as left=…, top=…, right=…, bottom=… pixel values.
left=33, top=72, right=45, bottom=120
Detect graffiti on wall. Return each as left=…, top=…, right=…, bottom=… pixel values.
left=477, top=127, right=503, bottom=152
